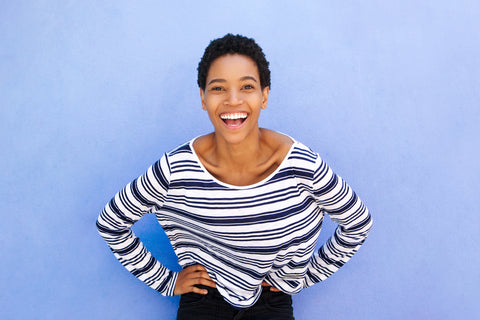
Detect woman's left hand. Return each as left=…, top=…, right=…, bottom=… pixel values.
left=261, top=281, right=281, bottom=292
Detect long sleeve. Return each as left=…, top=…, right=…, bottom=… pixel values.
left=96, top=155, right=178, bottom=296
left=303, top=156, right=373, bottom=287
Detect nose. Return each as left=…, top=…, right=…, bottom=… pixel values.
left=225, top=89, right=243, bottom=106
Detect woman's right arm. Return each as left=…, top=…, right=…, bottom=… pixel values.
left=96, top=155, right=178, bottom=296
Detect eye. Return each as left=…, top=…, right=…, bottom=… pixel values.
left=243, top=84, right=254, bottom=90
left=210, top=86, right=224, bottom=91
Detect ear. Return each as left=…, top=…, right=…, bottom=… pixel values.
left=200, top=88, right=207, bottom=110
left=261, top=86, right=269, bottom=109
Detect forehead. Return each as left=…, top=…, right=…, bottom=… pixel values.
left=207, top=54, right=260, bottom=80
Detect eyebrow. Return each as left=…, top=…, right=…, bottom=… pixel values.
left=207, top=76, right=258, bottom=86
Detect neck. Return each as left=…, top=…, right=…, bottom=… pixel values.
left=212, top=129, right=264, bottom=169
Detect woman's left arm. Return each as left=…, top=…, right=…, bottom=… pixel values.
left=303, top=155, right=373, bottom=288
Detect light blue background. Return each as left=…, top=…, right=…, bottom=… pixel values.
left=1, top=1, right=479, bottom=319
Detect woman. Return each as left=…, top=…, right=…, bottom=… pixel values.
left=97, top=34, right=372, bottom=320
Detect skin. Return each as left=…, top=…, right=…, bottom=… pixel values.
left=174, top=53, right=291, bottom=295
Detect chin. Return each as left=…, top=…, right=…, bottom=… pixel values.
left=217, top=128, right=259, bottom=146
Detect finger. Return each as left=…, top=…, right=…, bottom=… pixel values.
left=186, top=266, right=212, bottom=281
left=190, top=286, right=209, bottom=295
left=190, top=264, right=207, bottom=272
left=184, top=271, right=216, bottom=287
left=185, top=271, right=214, bottom=284
left=196, top=277, right=216, bottom=288
left=198, top=271, right=214, bottom=281
left=175, top=265, right=216, bottom=296
left=181, top=265, right=202, bottom=274
left=261, top=281, right=281, bottom=292
left=187, top=271, right=216, bottom=287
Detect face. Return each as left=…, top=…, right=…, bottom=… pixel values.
left=200, top=54, right=269, bottom=145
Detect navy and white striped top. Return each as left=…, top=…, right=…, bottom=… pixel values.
left=97, top=138, right=372, bottom=308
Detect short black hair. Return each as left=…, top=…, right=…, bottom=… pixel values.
left=197, top=34, right=271, bottom=90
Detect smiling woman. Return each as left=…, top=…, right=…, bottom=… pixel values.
left=96, top=34, right=373, bottom=320
left=200, top=53, right=269, bottom=143
left=195, top=52, right=288, bottom=187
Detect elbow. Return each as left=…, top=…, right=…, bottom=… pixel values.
left=364, top=213, right=373, bottom=236
left=359, top=208, right=373, bottom=235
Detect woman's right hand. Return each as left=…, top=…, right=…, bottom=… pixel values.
left=174, top=264, right=216, bottom=295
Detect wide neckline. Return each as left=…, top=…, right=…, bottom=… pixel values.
left=189, top=135, right=297, bottom=189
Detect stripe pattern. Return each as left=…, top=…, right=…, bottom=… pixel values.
left=97, top=139, right=372, bottom=308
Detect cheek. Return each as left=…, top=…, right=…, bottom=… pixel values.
left=205, top=108, right=219, bottom=123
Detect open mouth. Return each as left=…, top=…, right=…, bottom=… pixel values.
left=220, top=112, right=248, bottom=127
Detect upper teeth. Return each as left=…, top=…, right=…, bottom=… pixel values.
left=220, top=113, right=248, bottom=120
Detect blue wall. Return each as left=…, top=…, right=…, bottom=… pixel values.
left=1, top=1, right=479, bottom=319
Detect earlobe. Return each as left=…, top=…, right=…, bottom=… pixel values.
left=200, top=89, right=207, bottom=110
left=261, top=86, right=269, bottom=109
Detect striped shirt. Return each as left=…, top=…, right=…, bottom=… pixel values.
left=97, top=138, right=372, bottom=308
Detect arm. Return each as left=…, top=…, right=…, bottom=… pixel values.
left=96, top=155, right=178, bottom=296
left=303, top=156, right=373, bottom=287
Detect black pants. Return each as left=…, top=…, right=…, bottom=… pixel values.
left=176, top=286, right=295, bottom=320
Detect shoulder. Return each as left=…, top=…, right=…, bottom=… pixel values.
left=163, top=139, right=199, bottom=170
left=167, top=140, right=194, bottom=156
left=260, top=129, right=320, bottom=161
left=190, top=133, right=214, bottom=156
left=290, top=142, right=319, bottom=163
left=260, top=128, right=293, bottom=146
left=260, top=129, right=294, bottom=157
